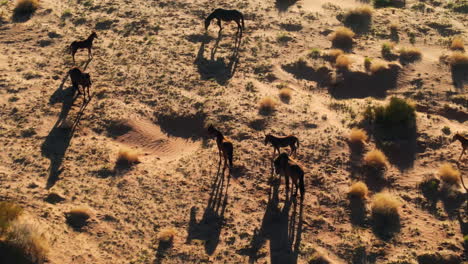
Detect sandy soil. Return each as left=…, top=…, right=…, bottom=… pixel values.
left=0, top=0, right=467, bottom=263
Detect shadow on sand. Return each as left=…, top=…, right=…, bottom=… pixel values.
left=275, top=0, right=299, bottom=12
left=186, top=160, right=230, bottom=255
left=194, top=32, right=241, bottom=85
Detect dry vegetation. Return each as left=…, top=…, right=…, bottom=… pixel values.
left=348, top=181, right=369, bottom=199
left=450, top=37, right=465, bottom=51
left=398, top=46, right=422, bottom=62
left=329, top=27, right=355, bottom=49
left=116, top=147, right=140, bottom=166
left=65, top=207, right=92, bottom=230
left=278, top=87, right=292, bottom=102
left=13, top=0, right=39, bottom=17
left=371, top=192, right=401, bottom=232
left=449, top=51, right=468, bottom=67
left=335, top=54, right=352, bottom=70
left=438, top=163, right=461, bottom=185
left=349, top=128, right=368, bottom=144
left=363, top=149, right=388, bottom=168
left=259, top=96, right=277, bottom=114
left=369, top=59, right=388, bottom=73
left=158, top=227, right=177, bottom=243
left=323, top=49, right=344, bottom=62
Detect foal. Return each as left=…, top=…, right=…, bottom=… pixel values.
left=265, top=134, right=300, bottom=157
left=274, top=153, right=305, bottom=199
left=205, top=9, right=245, bottom=37
left=207, top=125, right=234, bottom=174
left=69, top=67, right=92, bottom=101
left=70, top=32, right=98, bottom=63
left=452, top=133, right=467, bottom=161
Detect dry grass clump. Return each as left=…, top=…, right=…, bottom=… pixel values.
left=329, top=27, right=355, bottom=49
left=65, top=207, right=92, bottom=230
left=344, top=5, right=373, bottom=31
left=363, top=149, right=388, bottom=168
left=450, top=37, right=465, bottom=51
left=278, top=87, right=292, bottom=102
left=335, top=54, right=353, bottom=70
left=116, top=147, right=140, bottom=166
left=158, top=227, right=177, bottom=243
left=348, top=182, right=369, bottom=199
left=371, top=193, right=401, bottom=230
left=14, top=0, right=39, bottom=17
left=398, top=47, right=422, bottom=62
left=349, top=128, right=368, bottom=144
left=438, top=163, right=461, bottom=185
left=449, top=52, right=468, bottom=67
left=259, top=96, right=277, bottom=115
left=323, top=49, right=344, bottom=62
left=0, top=202, right=23, bottom=233
left=369, top=59, right=388, bottom=74
left=389, top=22, right=399, bottom=32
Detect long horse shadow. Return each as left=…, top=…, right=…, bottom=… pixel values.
left=194, top=32, right=241, bottom=85
left=49, top=59, right=92, bottom=105
left=187, top=160, right=230, bottom=255
left=240, top=168, right=304, bottom=264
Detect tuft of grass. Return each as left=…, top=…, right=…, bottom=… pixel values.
left=308, top=48, right=321, bottom=59
left=158, top=227, right=177, bottom=243
left=364, top=57, right=372, bottom=71
left=449, top=52, right=468, bottom=67
left=364, top=149, right=388, bottom=168
left=398, top=47, right=422, bottom=62
left=348, top=182, right=369, bottom=199
left=371, top=193, right=401, bottom=231
left=13, top=0, right=39, bottom=17
left=335, top=54, right=353, bottom=70
left=308, top=251, right=332, bottom=264
left=419, top=176, right=440, bottom=201
left=450, top=37, right=464, bottom=51
left=369, top=59, right=388, bottom=74
left=116, top=147, right=140, bottom=166
left=344, top=5, right=373, bottom=31
left=278, top=88, right=292, bottom=102
left=65, top=207, right=92, bottom=230
left=259, top=96, right=277, bottom=115
left=0, top=202, right=23, bottom=234
left=381, top=42, right=394, bottom=58
left=438, top=163, right=461, bottom=185
left=323, top=49, right=344, bottom=62
left=389, top=22, right=399, bottom=32
left=277, top=32, right=293, bottom=44
left=329, top=27, right=355, bottom=49
left=349, top=128, right=368, bottom=144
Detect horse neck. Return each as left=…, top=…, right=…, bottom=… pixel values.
left=206, top=12, right=217, bottom=23
left=215, top=132, right=224, bottom=143
left=454, top=134, right=463, bottom=142
left=87, top=34, right=95, bottom=43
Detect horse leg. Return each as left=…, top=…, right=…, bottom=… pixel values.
left=217, top=19, right=222, bottom=33
left=88, top=47, right=92, bottom=59
left=460, top=149, right=466, bottom=161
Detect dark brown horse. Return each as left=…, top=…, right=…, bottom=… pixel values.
left=274, top=153, right=305, bottom=199
left=205, top=9, right=244, bottom=37
left=452, top=133, right=467, bottom=161
left=264, top=134, right=300, bottom=157
left=69, top=67, right=92, bottom=101
left=70, top=32, right=98, bottom=63
left=207, top=125, right=234, bottom=174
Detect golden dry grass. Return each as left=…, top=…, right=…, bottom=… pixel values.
left=398, top=47, right=422, bottom=62
left=348, top=5, right=373, bottom=17
left=363, top=149, right=388, bottom=168
left=450, top=37, right=465, bottom=51
left=278, top=87, right=292, bottom=102
left=259, top=96, right=277, bottom=114
left=0, top=202, right=23, bottom=234
left=369, top=59, right=389, bottom=74
left=65, top=207, right=92, bottom=230
left=329, top=27, right=355, bottom=49
left=344, top=5, right=373, bottom=29
left=449, top=52, right=468, bottom=67
left=14, top=0, right=39, bottom=17
left=348, top=182, right=369, bottom=199
left=335, top=54, right=353, bottom=70
left=116, top=147, right=140, bottom=165
left=389, top=22, right=399, bottom=32
left=349, top=128, right=368, bottom=144
left=324, top=49, right=344, bottom=62
left=438, top=163, right=461, bottom=185
left=158, top=227, right=177, bottom=242
left=371, top=192, right=400, bottom=218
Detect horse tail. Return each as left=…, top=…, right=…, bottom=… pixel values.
left=241, top=14, right=245, bottom=30
left=227, top=143, right=233, bottom=169
left=295, top=137, right=300, bottom=149
left=299, top=172, right=305, bottom=198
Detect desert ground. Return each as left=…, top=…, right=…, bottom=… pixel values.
left=0, top=0, right=467, bottom=263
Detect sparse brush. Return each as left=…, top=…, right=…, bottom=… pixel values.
left=364, top=149, right=388, bottom=168
left=371, top=192, right=401, bottom=233
left=364, top=57, right=372, bottom=71
left=3, top=219, right=49, bottom=264
left=323, top=49, right=344, bottom=62
left=259, top=96, right=277, bottom=115
left=158, top=227, right=177, bottom=243
left=369, top=97, right=416, bottom=138
left=381, top=42, right=394, bottom=57
left=344, top=5, right=373, bottom=31
left=335, top=54, right=352, bottom=70
left=450, top=37, right=464, bottom=51
left=438, top=163, right=461, bottom=185
left=116, top=147, right=140, bottom=166
left=14, top=0, right=39, bottom=17
left=279, top=88, right=292, bottom=102
left=348, top=182, right=369, bottom=199
left=308, top=48, right=321, bottom=59
left=369, top=59, right=388, bottom=74
left=389, top=22, right=399, bottom=32
left=0, top=202, right=23, bottom=234
left=308, top=250, right=332, bottom=264
left=449, top=52, right=468, bottom=67
left=349, top=128, right=368, bottom=144
left=329, top=27, right=355, bottom=49
left=398, top=47, right=422, bottom=62
left=65, top=207, right=92, bottom=230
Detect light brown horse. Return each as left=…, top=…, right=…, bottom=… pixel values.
left=207, top=125, right=233, bottom=174
left=452, top=133, right=467, bottom=161
left=265, top=134, right=299, bottom=157
left=273, top=153, right=305, bottom=199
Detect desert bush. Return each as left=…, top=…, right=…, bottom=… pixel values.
left=0, top=202, right=23, bottom=234
left=158, top=227, right=177, bottom=243
left=450, top=37, right=464, bottom=51
left=389, top=22, right=399, bottom=32
left=349, top=128, right=368, bottom=144
left=348, top=182, right=369, bottom=199
left=335, top=54, right=352, bottom=70
left=364, top=57, right=372, bottom=71
left=381, top=42, right=394, bottom=58
left=308, top=251, right=332, bottom=264
left=369, top=59, right=388, bottom=74
left=344, top=5, right=373, bottom=31
left=259, top=96, right=277, bottom=115
left=329, top=27, right=355, bottom=49
left=277, top=33, right=293, bottom=44
left=371, top=193, right=401, bottom=234
left=116, top=147, right=140, bottom=166
left=373, top=0, right=405, bottom=8
left=323, top=49, right=344, bottom=62
left=364, top=149, right=388, bottom=168
left=65, top=207, right=91, bottom=230
left=419, top=176, right=440, bottom=201
left=2, top=219, right=49, bottom=264
left=438, top=163, right=461, bottom=185
left=449, top=52, right=468, bottom=67
left=13, top=0, right=39, bottom=17
left=308, top=48, right=321, bottom=59
left=278, top=88, right=292, bottom=102
left=398, top=47, right=422, bottom=62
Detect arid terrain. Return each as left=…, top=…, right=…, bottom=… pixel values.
left=0, top=0, right=467, bottom=263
